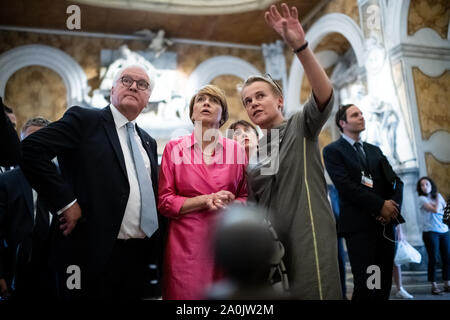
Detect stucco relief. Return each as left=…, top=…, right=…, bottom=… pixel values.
left=176, top=44, right=264, bottom=79
left=408, top=0, right=449, bottom=39
left=4, top=66, right=67, bottom=132
left=413, top=67, right=450, bottom=140
left=305, top=0, right=360, bottom=29
left=425, top=153, right=450, bottom=199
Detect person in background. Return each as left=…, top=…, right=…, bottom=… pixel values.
left=0, top=117, right=53, bottom=300
left=326, top=179, right=347, bottom=299
left=158, top=84, right=247, bottom=300
left=3, top=104, right=16, bottom=130
left=228, top=120, right=259, bottom=160
left=323, top=103, right=405, bottom=301
left=416, top=176, right=450, bottom=295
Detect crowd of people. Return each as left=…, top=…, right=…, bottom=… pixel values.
left=0, top=3, right=448, bottom=301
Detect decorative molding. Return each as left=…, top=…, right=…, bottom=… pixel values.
left=171, top=38, right=260, bottom=50
left=404, top=58, right=448, bottom=78
left=386, top=0, right=450, bottom=177
left=401, top=59, right=433, bottom=177
left=389, top=51, right=449, bottom=177
left=330, top=49, right=365, bottom=89
left=308, top=13, right=366, bottom=66
left=423, top=130, right=450, bottom=163
left=286, top=13, right=365, bottom=114
left=396, top=167, right=422, bottom=245
left=0, top=25, right=261, bottom=51
left=385, top=0, right=449, bottom=49
left=74, top=0, right=277, bottom=15
left=383, top=0, right=410, bottom=49
left=403, top=28, right=450, bottom=47
left=385, top=1, right=424, bottom=246
left=391, top=44, right=450, bottom=65
left=0, top=44, right=89, bottom=107
left=185, top=55, right=260, bottom=99
left=315, top=50, right=340, bottom=69
left=262, top=40, right=288, bottom=102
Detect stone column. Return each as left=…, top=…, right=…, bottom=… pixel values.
left=262, top=40, right=288, bottom=101
left=357, top=0, right=426, bottom=245
left=387, top=0, right=450, bottom=247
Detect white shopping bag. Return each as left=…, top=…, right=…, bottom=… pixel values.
left=395, top=239, right=421, bottom=265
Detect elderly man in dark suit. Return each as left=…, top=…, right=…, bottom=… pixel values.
left=323, top=104, right=405, bottom=301
left=20, top=64, right=164, bottom=300
left=0, top=116, right=52, bottom=300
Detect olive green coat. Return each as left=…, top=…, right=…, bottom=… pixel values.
left=247, top=94, right=342, bottom=300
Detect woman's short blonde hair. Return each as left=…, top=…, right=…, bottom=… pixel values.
left=240, top=74, right=283, bottom=99
left=189, top=84, right=229, bottom=127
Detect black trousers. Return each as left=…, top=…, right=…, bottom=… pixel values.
left=422, top=231, right=450, bottom=282
left=85, top=238, right=150, bottom=300
left=11, top=241, right=57, bottom=300
left=345, top=223, right=396, bottom=301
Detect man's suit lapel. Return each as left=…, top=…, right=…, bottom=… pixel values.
left=101, top=106, right=127, bottom=177
left=362, top=142, right=375, bottom=173
left=17, top=169, right=34, bottom=218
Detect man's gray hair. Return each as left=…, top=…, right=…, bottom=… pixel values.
left=21, top=116, right=51, bottom=133
left=111, top=64, right=156, bottom=92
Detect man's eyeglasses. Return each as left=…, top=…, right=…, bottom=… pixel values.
left=120, top=76, right=150, bottom=91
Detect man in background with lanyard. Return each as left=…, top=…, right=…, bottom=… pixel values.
left=323, top=104, right=405, bottom=301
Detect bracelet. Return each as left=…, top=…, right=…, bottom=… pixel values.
left=292, top=41, right=308, bottom=54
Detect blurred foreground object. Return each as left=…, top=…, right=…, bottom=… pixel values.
left=208, top=204, right=289, bottom=300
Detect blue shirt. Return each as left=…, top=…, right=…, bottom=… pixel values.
left=419, top=193, right=448, bottom=233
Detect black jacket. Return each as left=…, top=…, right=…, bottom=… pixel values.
left=0, top=97, right=20, bottom=166
left=0, top=168, right=51, bottom=286
left=323, top=137, right=404, bottom=234
left=20, top=106, right=165, bottom=277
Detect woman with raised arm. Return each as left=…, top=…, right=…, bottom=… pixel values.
left=240, top=3, right=341, bottom=299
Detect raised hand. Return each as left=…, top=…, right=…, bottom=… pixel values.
left=265, top=3, right=306, bottom=50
